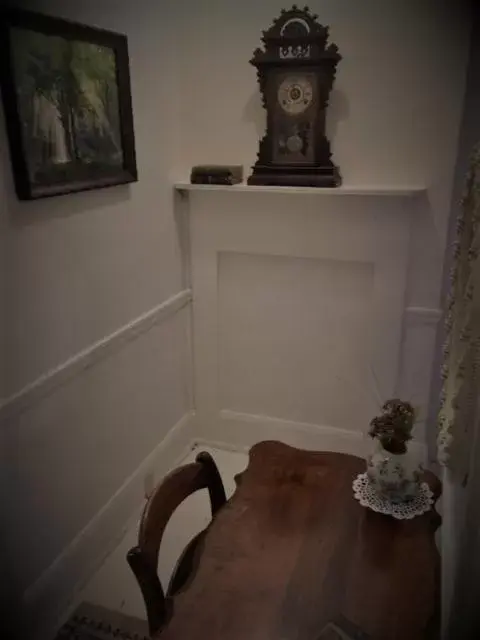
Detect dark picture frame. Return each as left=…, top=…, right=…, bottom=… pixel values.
left=0, top=9, right=137, bottom=200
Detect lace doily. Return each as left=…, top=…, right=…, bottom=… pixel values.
left=352, top=473, right=434, bottom=520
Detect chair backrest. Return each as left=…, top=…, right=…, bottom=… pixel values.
left=127, top=452, right=226, bottom=636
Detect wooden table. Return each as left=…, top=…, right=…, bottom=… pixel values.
left=157, top=441, right=441, bottom=640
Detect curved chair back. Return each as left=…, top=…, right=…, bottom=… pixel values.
left=127, top=452, right=226, bottom=636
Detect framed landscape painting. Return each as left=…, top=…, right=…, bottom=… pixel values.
left=0, top=9, right=137, bottom=200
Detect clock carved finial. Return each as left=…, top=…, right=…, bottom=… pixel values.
left=248, top=6, right=342, bottom=187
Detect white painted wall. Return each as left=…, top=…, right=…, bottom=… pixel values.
left=0, top=1, right=190, bottom=637
left=175, top=0, right=470, bottom=451
left=174, top=0, right=470, bottom=309
left=0, top=0, right=472, bottom=636
left=3, top=0, right=185, bottom=396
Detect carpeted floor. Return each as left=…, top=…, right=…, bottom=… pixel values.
left=55, top=602, right=149, bottom=640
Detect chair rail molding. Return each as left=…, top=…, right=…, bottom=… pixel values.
left=0, top=289, right=192, bottom=423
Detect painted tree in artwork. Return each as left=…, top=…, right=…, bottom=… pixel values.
left=12, top=29, right=71, bottom=168
left=11, top=27, right=122, bottom=181
left=70, top=41, right=121, bottom=159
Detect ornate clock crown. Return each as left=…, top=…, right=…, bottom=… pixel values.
left=250, top=5, right=341, bottom=66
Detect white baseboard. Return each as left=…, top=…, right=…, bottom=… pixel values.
left=194, top=409, right=427, bottom=462
left=25, top=411, right=197, bottom=640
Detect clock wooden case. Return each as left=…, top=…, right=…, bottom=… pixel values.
left=248, top=6, right=341, bottom=188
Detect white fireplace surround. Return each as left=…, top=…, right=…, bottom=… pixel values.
left=175, top=183, right=436, bottom=460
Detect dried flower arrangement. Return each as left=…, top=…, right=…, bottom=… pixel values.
left=368, top=399, right=415, bottom=455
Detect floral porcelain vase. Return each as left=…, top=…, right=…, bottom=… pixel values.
left=367, top=437, right=422, bottom=503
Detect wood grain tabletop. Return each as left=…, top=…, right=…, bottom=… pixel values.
left=157, top=441, right=441, bottom=640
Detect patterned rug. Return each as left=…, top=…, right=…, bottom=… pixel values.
left=55, top=603, right=149, bottom=640
left=55, top=603, right=371, bottom=639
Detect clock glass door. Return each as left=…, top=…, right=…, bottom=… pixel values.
left=270, top=71, right=317, bottom=164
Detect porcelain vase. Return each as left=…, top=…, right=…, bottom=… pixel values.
left=366, top=438, right=422, bottom=503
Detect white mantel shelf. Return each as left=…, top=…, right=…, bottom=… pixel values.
left=174, top=182, right=426, bottom=197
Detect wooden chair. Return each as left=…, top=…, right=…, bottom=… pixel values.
left=127, top=452, right=227, bottom=636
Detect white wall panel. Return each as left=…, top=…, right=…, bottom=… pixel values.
left=184, top=187, right=417, bottom=447
left=219, top=252, right=374, bottom=430
left=1, top=0, right=184, bottom=398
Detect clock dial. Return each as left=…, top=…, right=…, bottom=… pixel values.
left=277, top=76, right=314, bottom=115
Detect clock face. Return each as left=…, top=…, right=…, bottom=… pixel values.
left=277, top=75, right=314, bottom=115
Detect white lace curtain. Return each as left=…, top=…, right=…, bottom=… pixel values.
left=438, top=144, right=480, bottom=478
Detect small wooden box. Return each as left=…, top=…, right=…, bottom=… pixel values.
left=190, top=165, right=243, bottom=185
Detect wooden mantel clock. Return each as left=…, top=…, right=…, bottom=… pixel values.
left=248, top=5, right=342, bottom=188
